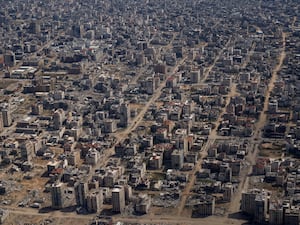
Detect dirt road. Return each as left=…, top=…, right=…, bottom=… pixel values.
left=177, top=39, right=235, bottom=215
left=227, top=31, right=287, bottom=214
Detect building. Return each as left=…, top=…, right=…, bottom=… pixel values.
left=269, top=100, right=278, bottom=113
left=20, top=141, right=34, bottom=161
left=86, top=190, right=103, bottom=213
left=254, top=194, right=267, bottom=224
left=148, top=152, right=163, bottom=170
left=171, top=149, right=184, bottom=170
left=112, top=186, right=125, bottom=213
left=29, top=20, right=41, bottom=34
left=269, top=203, right=283, bottom=225
left=135, top=194, right=151, bottom=214
left=190, top=70, right=201, bottom=84
left=85, top=148, right=100, bottom=165
left=31, top=103, right=43, bottom=115
left=4, top=51, right=15, bottom=67
left=241, top=189, right=269, bottom=220
left=241, top=189, right=260, bottom=215
left=75, top=182, right=88, bottom=208
left=0, top=114, right=3, bottom=133
left=223, top=183, right=233, bottom=202
left=284, top=207, right=300, bottom=225
left=146, top=78, right=155, bottom=94
left=53, top=109, right=65, bottom=130
left=0, top=208, right=8, bottom=224
left=103, top=119, right=117, bottom=133
left=119, top=102, right=130, bottom=128
left=50, top=182, right=65, bottom=209
left=192, top=195, right=215, bottom=217
left=2, top=109, right=12, bottom=127
left=72, top=24, right=84, bottom=38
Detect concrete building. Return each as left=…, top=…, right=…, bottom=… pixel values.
left=29, top=20, right=41, bottom=34
left=0, top=114, right=3, bottom=133
left=171, top=149, right=184, bottom=170
left=148, top=152, right=163, bottom=170
left=0, top=208, right=8, bottom=224
left=254, top=194, right=267, bottom=224
left=284, top=207, right=300, bottom=225
left=223, top=183, right=233, bottom=202
left=190, top=70, right=201, bottom=84
left=53, top=109, right=65, bottom=130
left=2, top=109, right=12, bottom=127
left=269, top=203, right=283, bottom=225
left=269, top=100, right=278, bottom=113
left=103, top=119, right=117, bottom=133
left=50, top=182, right=65, bottom=209
left=135, top=194, right=151, bottom=214
left=112, top=186, right=125, bottom=213
left=72, top=24, right=84, bottom=38
left=241, top=189, right=269, bottom=221
left=31, top=103, right=43, bottom=115
left=119, top=102, right=130, bottom=128
left=192, top=195, right=215, bottom=217
left=86, top=190, right=103, bottom=213
left=20, top=141, right=34, bottom=161
left=241, top=189, right=260, bottom=215
left=75, top=181, right=88, bottom=208
left=85, top=148, right=100, bottom=165
left=4, top=51, right=15, bottom=67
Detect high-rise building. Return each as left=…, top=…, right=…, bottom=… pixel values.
left=269, top=203, right=283, bottom=225
left=72, top=24, right=84, bottom=38
left=74, top=182, right=88, bottom=208
left=50, top=182, right=65, bottom=209
left=146, top=78, right=155, bottom=95
left=53, top=109, right=65, bottom=130
left=190, top=70, right=201, bottom=84
left=284, top=207, right=300, bottom=225
left=192, top=195, right=215, bottom=217
left=4, top=51, right=15, bottom=67
left=20, top=141, right=34, bottom=162
left=2, top=109, right=12, bottom=127
left=254, top=194, right=267, bottom=224
left=31, top=103, right=43, bottom=115
left=223, top=183, right=233, bottom=202
left=241, top=190, right=258, bottom=215
left=112, top=186, right=125, bottom=213
left=119, top=102, right=130, bottom=128
left=241, top=189, right=269, bottom=218
left=29, top=20, right=41, bottom=34
left=0, top=114, right=3, bottom=132
left=171, top=149, right=184, bottom=170
left=86, top=190, right=103, bottom=213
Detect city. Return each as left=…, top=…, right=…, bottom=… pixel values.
left=0, top=0, right=299, bottom=224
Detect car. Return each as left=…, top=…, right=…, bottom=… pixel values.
left=30, top=203, right=41, bottom=208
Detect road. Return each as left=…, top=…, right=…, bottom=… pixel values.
left=2, top=205, right=249, bottom=225
left=112, top=214, right=248, bottom=225
left=177, top=38, right=234, bottom=215
left=210, top=83, right=238, bottom=138
left=1, top=22, right=289, bottom=225
left=88, top=53, right=188, bottom=180
left=177, top=138, right=214, bottom=215
left=201, top=38, right=232, bottom=82
left=227, top=31, right=287, bottom=214
left=240, top=42, right=256, bottom=69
